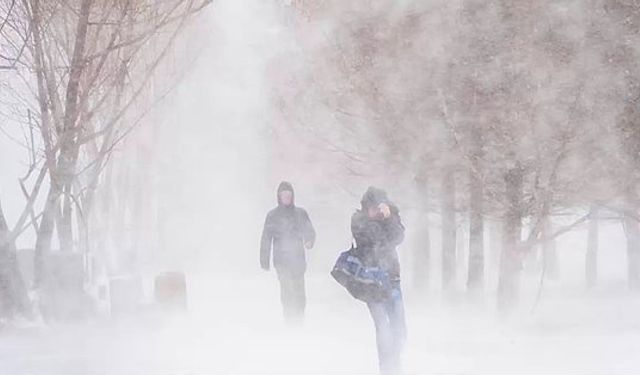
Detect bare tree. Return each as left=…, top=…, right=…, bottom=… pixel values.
left=0, top=0, right=212, bottom=319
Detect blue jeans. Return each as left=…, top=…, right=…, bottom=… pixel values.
left=367, top=284, right=406, bottom=375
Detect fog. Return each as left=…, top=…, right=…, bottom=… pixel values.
left=1, top=1, right=640, bottom=374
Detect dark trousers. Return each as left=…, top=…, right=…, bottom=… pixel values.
left=276, top=270, right=306, bottom=324
left=367, top=284, right=407, bottom=375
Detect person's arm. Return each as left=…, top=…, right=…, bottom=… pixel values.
left=383, top=205, right=405, bottom=247
left=351, top=211, right=368, bottom=247
left=302, top=209, right=316, bottom=249
left=260, top=212, right=274, bottom=270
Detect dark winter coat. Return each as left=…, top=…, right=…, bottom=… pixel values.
left=351, top=187, right=405, bottom=279
left=260, top=182, right=316, bottom=275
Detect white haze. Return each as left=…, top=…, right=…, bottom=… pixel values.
left=1, top=1, right=639, bottom=375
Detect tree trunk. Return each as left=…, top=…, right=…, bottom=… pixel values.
left=55, top=0, right=93, bottom=254
left=586, top=206, right=598, bottom=288
left=58, top=183, right=74, bottom=252
left=456, top=223, right=467, bottom=280
left=414, top=219, right=431, bottom=291
left=441, top=169, right=457, bottom=291
left=542, top=217, right=558, bottom=280
left=467, top=120, right=484, bottom=292
left=33, top=184, right=60, bottom=288
left=112, top=155, right=132, bottom=274
left=623, top=212, right=640, bottom=291
left=497, top=165, right=523, bottom=311
left=97, top=159, right=116, bottom=274
left=467, top=169, right=484, bottom=292
left=488, top=220, right=502, bottom=287
left=0, top=200, right=31, bottom=318
left=413, top=179, right=431, bottom=291
left=32, top=0, right=93, bottom=287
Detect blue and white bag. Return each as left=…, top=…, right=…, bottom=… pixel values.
left=331, top=246, right=393, bottom=303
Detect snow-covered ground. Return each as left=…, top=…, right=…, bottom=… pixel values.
left=1, top=271, right=638, bottom=375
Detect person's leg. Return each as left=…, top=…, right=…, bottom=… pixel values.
left=367, top=301, right=394, bottom=374
left=381, top=285, right=407, bottom=374
left=291, top=273, right=306, bottom=321
left=277, top=271, right=295, bottom=322
left=387, top=285, right=407, bottom=351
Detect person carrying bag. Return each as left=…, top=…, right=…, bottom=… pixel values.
left=331, top=186, right=406, bottom=375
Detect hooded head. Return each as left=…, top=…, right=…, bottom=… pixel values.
left=360, top=186, right=388, bottom=210
left=277, top=181, right=295, bottom=207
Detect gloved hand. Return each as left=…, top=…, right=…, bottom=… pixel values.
left=378, top=203, right=391, bottom=219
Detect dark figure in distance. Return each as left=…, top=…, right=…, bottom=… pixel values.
left=260, top=181, right=316, bottom=324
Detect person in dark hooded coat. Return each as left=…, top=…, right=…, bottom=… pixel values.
left=351, top=186, right=406, bottom=375
left=260, top=181, right=316, bottom=323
